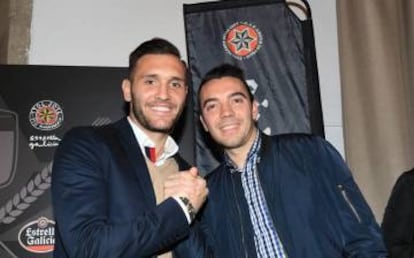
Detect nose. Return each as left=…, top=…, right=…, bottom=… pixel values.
left=220, top=101, right=234, bottom=117
left=156, top=84, right=170, bottom=100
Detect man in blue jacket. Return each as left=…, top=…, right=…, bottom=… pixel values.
left=52, top=38, right=209, bottom=257
left=197, top=63, right=387, bottom=257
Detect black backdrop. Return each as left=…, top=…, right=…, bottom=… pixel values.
left=0, top=64, right=194, bottom=257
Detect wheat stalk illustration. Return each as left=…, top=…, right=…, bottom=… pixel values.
left=0, top=162, right=52, bottom=225
left=0, top=117, right=112, bottom=225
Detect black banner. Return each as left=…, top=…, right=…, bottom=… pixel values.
left=184, top=0, right=324, bottom=174
left=0, top=65, right=125, bottom=257
left=0, top=64, right=195, bottom=257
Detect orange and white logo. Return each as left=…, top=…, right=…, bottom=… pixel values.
left=223, top=22, right=263, bottom=60
left=29, top=100, right=64, bottom=131
left=18, top=217, right=55, bottom=253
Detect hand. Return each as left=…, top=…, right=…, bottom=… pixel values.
left=164, top=167, right=208, bottom=212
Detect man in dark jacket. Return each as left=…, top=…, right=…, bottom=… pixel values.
left=52, top=38, right=209, bottom=258
left=382, top=168, right=414, bottom=258
left=197, top=63, right=387, bottom=257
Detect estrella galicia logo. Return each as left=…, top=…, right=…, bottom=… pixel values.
left=29, top=100, right=64, bottom=131
left=223, top=21, right=263, bottom=60
left=18, top=217, right=55, bottom=253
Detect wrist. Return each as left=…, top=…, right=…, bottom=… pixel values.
left=178, top=196, right=196, bottom=221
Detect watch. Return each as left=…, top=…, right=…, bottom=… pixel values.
left=179, top=196, right=196, bottom=221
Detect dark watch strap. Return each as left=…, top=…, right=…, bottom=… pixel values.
left=178, top=196, right=196, bottom=221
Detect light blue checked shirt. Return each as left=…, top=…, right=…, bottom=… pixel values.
left=225, top=132, right=287, bottom=258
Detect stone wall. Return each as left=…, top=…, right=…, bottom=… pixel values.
left=0, top=0, right=32, bottom=64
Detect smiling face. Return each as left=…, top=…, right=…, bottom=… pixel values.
left=122, top=53, right=187, bottom=135
left=199, top=76, right=258, bottom=152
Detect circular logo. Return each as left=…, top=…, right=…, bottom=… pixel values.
left=29, top=100, right=64, bottom=131
left=18, top=217, right=55, bottom=253
left=223, top=22, right=263, bottom=60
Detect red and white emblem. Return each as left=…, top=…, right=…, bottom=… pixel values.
left=223, top=22, right=263, bottom=60
left=18, top=217, right=55, bottom=253
left=29, top=100, right=64, bottom=131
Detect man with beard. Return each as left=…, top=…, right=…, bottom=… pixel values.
left=52, top=38, right=209, bottom=258
left=196, top=63, right=387, bottom=257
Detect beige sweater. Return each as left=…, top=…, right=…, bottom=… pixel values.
left=146, top=158, right=179, bottom=258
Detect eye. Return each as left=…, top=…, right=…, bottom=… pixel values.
left=232, top=97, right=244, bottom=104
left=144, top=78, right=156, bottom=85
left=170, top=80, right=184, bottom=88
left=204, top=103, right=217, bottom=112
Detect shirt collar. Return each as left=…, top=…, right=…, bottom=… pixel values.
left=224, top=131, right=262, bottom=173
left=127, top=116, right=179, bottom=166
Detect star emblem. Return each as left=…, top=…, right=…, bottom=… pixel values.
left=230, top=29, right=254, bottom=52
left=37, top=107, right=56, bottom=124
left=223, top=22, right=262, bottom=59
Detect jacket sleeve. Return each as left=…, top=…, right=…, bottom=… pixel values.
left=382, top=170, right=414, bottom=258
left=314, top=137, right=388, bottom=258
left=51, top=128, right=190, bottom=258
left=173, top=219, right=215, bottom=258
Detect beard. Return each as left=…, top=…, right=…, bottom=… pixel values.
left=131, top=102, right=183, bottom=134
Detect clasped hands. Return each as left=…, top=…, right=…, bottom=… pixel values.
left=163, top=167, right=208, bottom=213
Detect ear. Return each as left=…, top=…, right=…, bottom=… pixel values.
left=121, top=79, right=132, bottom=102
left=252, top=100, right=259, bottom=121
left=199, top=115, right=209, bottom=132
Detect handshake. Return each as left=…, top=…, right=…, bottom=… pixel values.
left=163, top=167, right=209, bottom=218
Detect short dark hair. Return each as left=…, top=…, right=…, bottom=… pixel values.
left=127, top=38, right=183, bottom=80
left=198, top=63, right=254, bottom=106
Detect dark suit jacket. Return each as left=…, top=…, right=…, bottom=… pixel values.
left=382, top=168, right=414, bottom=258
left=51, top=118, right=206, bottom=257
